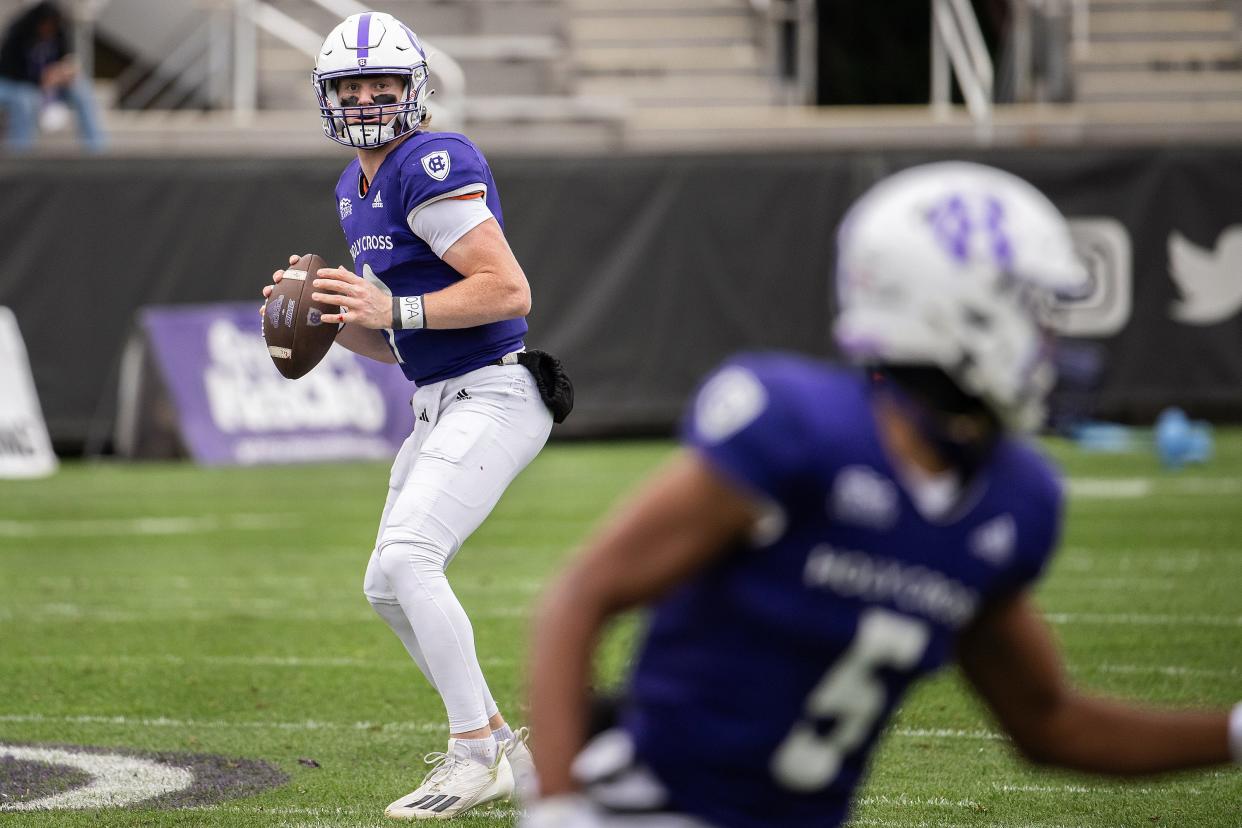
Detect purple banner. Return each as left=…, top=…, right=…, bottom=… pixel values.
left=142, top=303, right=413, bottom=466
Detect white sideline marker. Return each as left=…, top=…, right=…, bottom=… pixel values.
left=0, top=745, right=193, bottom=811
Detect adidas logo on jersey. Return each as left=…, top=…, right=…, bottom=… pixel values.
left=372, top=190, right=384, bottom=209
left=418, top=409, right=430, bottom=423
left=455, top=389, right=471, bottom=402
left=970, top=514, right=1015, bottom=566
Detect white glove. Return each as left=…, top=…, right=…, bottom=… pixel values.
left=519, top=794, right=600, bottom=828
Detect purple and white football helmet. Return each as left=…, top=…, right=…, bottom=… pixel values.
left=313, top=12, right=430, bottom=149
left=834, top=162, right=1088, bottom=432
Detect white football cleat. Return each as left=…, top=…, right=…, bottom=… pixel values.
left=500, top=726, right=538, bottom=803
left=384, top=739, right=514, bottom=820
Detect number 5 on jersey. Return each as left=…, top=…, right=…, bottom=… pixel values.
left=771, top=609, right=931, bottom=792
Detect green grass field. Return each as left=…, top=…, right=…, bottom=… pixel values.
left=2, top=436, right=1240, bottom=827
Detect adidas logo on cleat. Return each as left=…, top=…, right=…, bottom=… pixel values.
left=383, top=742, right=513, bottom=820
left=398, top=794, right=461, bottom=816
left=455, top=389, right=471, bottom=402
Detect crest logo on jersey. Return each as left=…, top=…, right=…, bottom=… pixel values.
left=969, top=514, right=1015, bottom=566
left=339, top=197, right=353, bottom=219
left=421, top=150, right=451, bottom=181
left=693, top=366, right=767, bottom=445
left=830, top=466, right=898, bottom=530
left=372, top=189, right=385, bottom=208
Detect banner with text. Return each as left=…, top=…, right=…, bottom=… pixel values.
left=141, top=304, right=413, bottom=466
left=0, top=307, right=57, bottom=478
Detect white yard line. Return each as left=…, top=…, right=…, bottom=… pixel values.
left=1067, top=479, right=1152, bottom=498
left=0, top=713, right=443, bottom=734
left=1045, top=612, right=1242, bottom=627
left=991, top=782, right=1201, bottom=796
left=195, top=804, right=520, bottom=818
left=0, top=514, right=300, bottom=538
left=0, top=714, right=1016, bottom=744
left=0, top=715, right=1018, bottom=744
left=1093, top=663, right=1242, bottom=679
left=0, top=605, right=527, bottom=622
left=857, top=794, right=981, bottom=809
left=12, top=653, right=515, bottom=669
left=14, top=654, right=1232, bottom=682
left=1039, top=576, right=1177, bottom=591
left=890, top=727, right=1003, bottom=741
left=1067, top=477, right=1242, bottom=499
left=12, top=604, right=1236, bottom=627
left=852, top=820, right=1088, bottom=828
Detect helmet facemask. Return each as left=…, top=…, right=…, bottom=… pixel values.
left=315, top=66, right=429, bottom=149
left=312, top=12, right=433, bottom=150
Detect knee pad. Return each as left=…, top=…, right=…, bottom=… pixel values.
left=362, top=548, right=398, bottom=605
left=376, top=537, right=450, bottom=581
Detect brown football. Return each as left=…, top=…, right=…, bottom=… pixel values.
left=262, top=253, right=340, bottom=379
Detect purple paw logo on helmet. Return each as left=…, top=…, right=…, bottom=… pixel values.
left=313, top=11, right=431, bottom=150
left=833, top=161, right=1089, bottom=433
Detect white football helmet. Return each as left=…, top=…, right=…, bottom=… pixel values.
left=834, top=162, right=1087, bottom=432
left=313, top=12, right=430, bottom=149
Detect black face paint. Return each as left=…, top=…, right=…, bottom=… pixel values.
left=338, top=94, right=398, bottom=107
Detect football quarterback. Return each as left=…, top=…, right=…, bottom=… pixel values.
left=262, top=11, right=568, bottom=821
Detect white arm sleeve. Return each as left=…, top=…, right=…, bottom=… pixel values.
left=408, top=193, right=494, bottom=258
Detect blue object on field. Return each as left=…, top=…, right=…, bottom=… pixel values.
left=1154, top=408, right=1214, bottom=469
left=1072, top=421, right=1136, bottom=453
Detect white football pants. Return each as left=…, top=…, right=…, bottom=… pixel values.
left=363, top=361, right=552, bottom=733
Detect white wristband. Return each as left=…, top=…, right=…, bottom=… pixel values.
left=1230, top=703, right=1242, bottom=764
left=393, top=295, right=425, bottom=330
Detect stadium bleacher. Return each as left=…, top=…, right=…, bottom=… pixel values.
left=0, top=0, right=1237, bottom=155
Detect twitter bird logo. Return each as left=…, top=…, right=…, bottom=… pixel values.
left=1168, top=226, right=1242, bottom=325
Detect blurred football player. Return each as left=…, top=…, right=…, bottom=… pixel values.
left=523, top=163, right=1240, bottom=827
left=262, top=11, right=568, bottom=821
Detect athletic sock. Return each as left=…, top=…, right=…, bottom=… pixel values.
left=452, top=736, right=498, bottom=766
left=492, top=723, right=515, bottom=744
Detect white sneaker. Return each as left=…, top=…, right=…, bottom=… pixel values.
left=384, top=739, right=514, bottom=820
left=499, top=726, right=538, bottom=803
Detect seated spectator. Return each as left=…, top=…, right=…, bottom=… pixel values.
left=0, top=1, right=104, bottom=152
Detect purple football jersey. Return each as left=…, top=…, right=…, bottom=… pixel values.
left=334, top=132, right=526, bottom=385
left=621, top=353, right=1063, bottom=828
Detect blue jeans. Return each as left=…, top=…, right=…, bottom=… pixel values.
left=0, top=76, right=105, bottom=152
